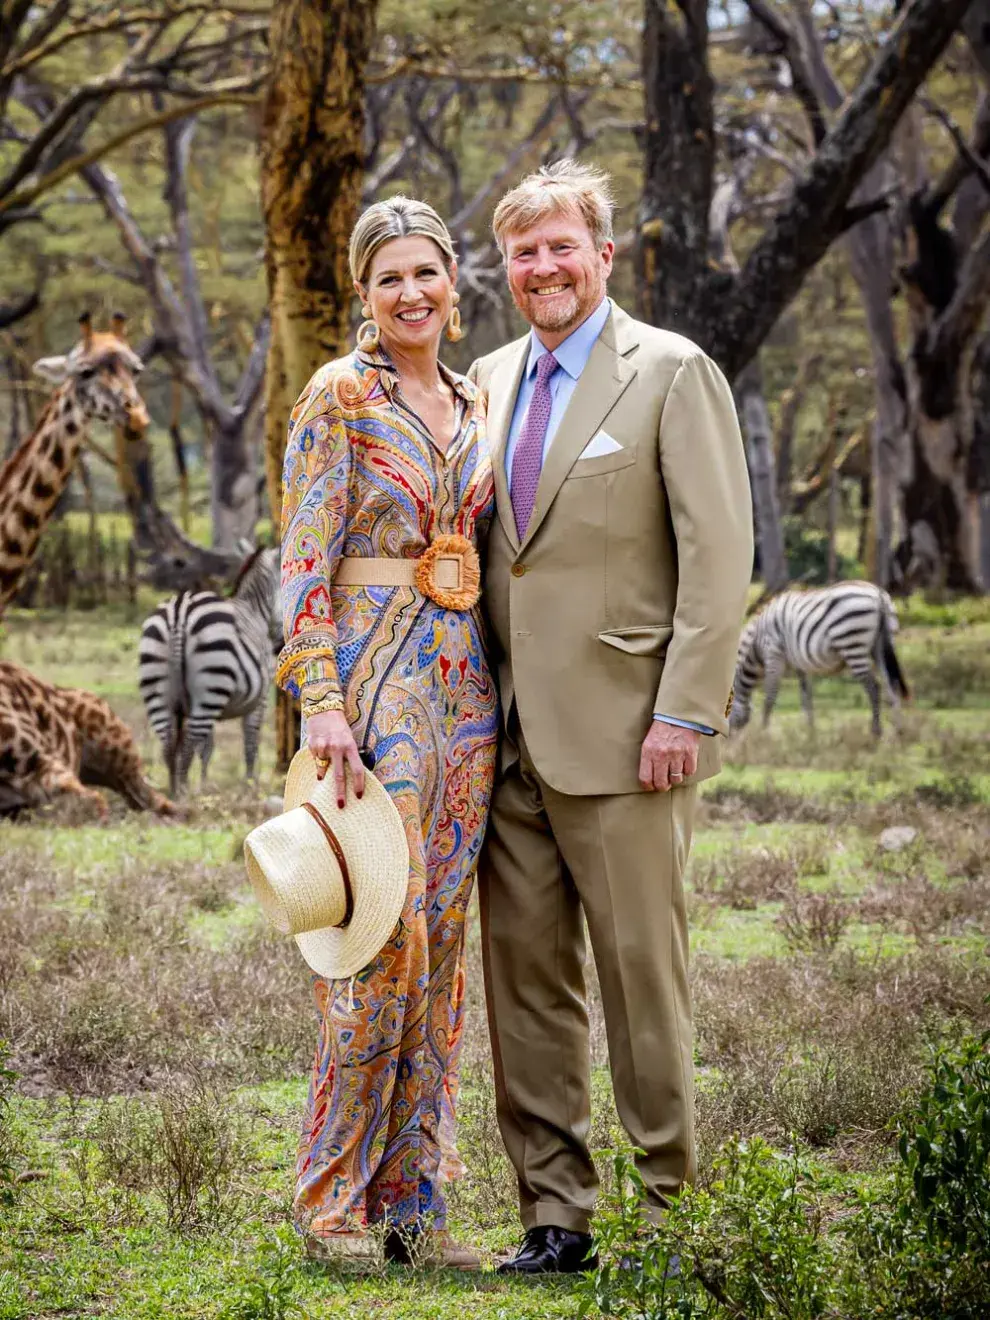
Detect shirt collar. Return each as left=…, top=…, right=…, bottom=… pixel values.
left=525, top=296, right=611, bottom=382
left=355, top=342, right=475, bottom=404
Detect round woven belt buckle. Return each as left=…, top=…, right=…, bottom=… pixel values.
left=415, top=533, right=481, bottom=611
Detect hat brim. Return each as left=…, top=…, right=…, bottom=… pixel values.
left=250, top=748, right=409, bottom=980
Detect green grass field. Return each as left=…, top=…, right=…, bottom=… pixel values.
left=0, top=598, right=988, bottom=1318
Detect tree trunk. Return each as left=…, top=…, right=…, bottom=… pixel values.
left=637, top=0, right=974, bottom=377
left=261, top=0, right=378, bottom=770
left=736, top=358, right=788, bottom=592
left=893, top=216, right=990, bottom=592
left=845, top=207, right=910, bottom=590
left=211, top=414, right=261, bottom=552
left=261, top=0, right=378, bottom=529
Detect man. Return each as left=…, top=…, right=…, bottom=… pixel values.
left=469, top=160, right=753, bottom=1276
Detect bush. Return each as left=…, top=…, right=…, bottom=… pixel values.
left=782, top=516, right=859, bottom=585
left=92, top=1075, right=252, bottom=1234
left=581, top=1140, right=847, bottom=1320
left=0, top=1041, right=19, bottom=1206
left=854, top=1026, right=990, bottom=1319
left=219, top=1229, right=310, bottom=1320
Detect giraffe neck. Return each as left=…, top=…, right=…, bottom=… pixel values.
left=0, top=384, right=89, bottom=614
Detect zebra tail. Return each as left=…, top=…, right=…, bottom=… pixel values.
left=878, top=608, right=910, bottom=701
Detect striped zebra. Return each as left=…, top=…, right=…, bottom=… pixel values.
left=138, top=547, right=282, bottom=795
left=729, top=581, right=910, bottom=736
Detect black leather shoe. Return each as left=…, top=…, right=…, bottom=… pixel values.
left=496, top=1225, right=598, bottom=1276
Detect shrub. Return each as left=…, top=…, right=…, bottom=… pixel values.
left=92, top=1074, right=252, bottom=1234
left=782, top=516, right=860, bottom=584
left=219, top=1229, right=310, bottom=1320
left=854, top=1026, right=990, bottom=1319
left=0, top=1041, right=19, bottom=1206
left=581, top=1140, right=848, bottom=1320
left=777, top=889, right=851, bottom=954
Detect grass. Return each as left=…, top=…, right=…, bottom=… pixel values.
left=0, top=597, right=988, bottom=1316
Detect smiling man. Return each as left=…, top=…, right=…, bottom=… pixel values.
left=469, top=160, right=754, bottom=1275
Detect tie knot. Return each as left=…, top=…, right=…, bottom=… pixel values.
left=535, top=352, right=558, bottom=385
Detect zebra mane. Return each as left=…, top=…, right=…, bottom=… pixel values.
left=230, top=547, right=267, bottom=597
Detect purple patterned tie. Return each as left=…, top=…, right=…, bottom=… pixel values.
left=510, top=351, right=559, bottom=540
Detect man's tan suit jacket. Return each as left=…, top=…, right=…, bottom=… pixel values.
left=470, top=300, right=754, bottom=796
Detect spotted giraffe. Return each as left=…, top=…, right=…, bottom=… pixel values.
left=0, top=662, right=175, bottom=819
left=0, top=310, right=149, bottom=616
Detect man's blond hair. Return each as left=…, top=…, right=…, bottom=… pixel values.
left=492, top=159, right=615, bottom=258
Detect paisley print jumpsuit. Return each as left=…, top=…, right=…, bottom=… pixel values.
left=276, top=345, right=498, bottom=1236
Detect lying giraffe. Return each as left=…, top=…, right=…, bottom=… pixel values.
left=0, top=661, right=175, bottom=819
left=0, top=310, right=149, bottom=615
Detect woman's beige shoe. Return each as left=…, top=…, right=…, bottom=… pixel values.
left=304, top=1231, right=380, bottom=1272
left=427, top=1231, right=483, bottom=1272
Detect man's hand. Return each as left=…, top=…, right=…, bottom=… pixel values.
left=639, top=721, right=700, bottom=792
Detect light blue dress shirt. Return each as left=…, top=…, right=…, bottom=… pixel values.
left=506, top=297, right=714, bottom=737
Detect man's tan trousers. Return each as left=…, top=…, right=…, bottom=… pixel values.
left=480, top=722, right=698, bottom=1234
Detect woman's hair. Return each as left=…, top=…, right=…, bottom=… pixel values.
left=349, top=196, right=457, bottom=286
left=492, top=159, right=615, bottom=257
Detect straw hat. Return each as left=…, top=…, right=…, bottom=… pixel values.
left=244, top=748, right=409, bottom=979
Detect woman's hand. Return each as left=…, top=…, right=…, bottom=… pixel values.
left=306, top=710, right=366, bottom=808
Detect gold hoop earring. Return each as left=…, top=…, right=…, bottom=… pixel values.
left=446, top=291, right=464, bottom=343
left=356, top=303, right=380, bottom=352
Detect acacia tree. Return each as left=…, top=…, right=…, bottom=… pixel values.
left=636, top=0, right=976, bottom=587
left=742, top=0, right=990, bottom=591
left=261, top=0, right=379, bottom=533
left=261, top=0, right=379, bottom=767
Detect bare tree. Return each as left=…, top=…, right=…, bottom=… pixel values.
left=0, top=5, right=265, bottom=242
left=637, top=0, right=974, bottom=376
left=744, top=0, right=990, bottom=590
left=261, top=0, right=379, bottom=768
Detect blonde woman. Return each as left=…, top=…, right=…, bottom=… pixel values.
left=276, top=198, right=497, bottom=1270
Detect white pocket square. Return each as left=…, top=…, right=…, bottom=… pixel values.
left=578, top=430, right=624, bottom=460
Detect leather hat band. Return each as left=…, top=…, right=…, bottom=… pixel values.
left=301, top=801, right=355, bottom=928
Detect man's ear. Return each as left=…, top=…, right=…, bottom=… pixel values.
left=32, top=355, right=70, bottom=383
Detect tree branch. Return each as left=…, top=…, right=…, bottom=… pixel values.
left=929, top=222, right=990, bottom=366
left=715, top=0, right=974, bottom=376
left=0, top=92, right=261, bottom=221
left=744, top=0, right=828, bottom=145
left=163, top=114, right=214, bottom=380
left=922, top=94, right=990, bottom=202
left=0, top=289, right=39, bottom=330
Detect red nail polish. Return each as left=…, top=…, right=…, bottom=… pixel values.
left=338, top=798, right=344, bottom=809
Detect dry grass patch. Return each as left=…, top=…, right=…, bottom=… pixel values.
left=692, top=946, right=990, bottom=1157
left=0, top=852, right=312, bottom=1095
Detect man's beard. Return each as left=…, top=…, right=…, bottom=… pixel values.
left=521, top=287, right=581, bottom=331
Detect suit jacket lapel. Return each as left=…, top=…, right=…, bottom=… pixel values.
left=486, top=339, right=529, bottom=552
left=519, top=306, right=639, bottom=554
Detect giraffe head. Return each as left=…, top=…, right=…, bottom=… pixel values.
left=32, top=312, right=150, bottom=431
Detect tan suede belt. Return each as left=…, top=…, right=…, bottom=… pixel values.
left=333, top=534, right=482, bottom=611
left=334, top=556, right=461, bottom=590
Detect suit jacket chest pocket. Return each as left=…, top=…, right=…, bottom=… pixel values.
left=566, top=447, right=638, bottom=480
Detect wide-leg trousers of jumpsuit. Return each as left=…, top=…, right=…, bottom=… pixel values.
left=294, top=739, right=496, bottom=1236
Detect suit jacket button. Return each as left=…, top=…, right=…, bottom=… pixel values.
left=511, top=564, right=527, bottom=577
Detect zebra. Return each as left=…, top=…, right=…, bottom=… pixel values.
left=138, top=547, right=282, bottom=795
left=729, top=581, right=910, bottom=737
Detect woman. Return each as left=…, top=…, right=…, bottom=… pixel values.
left=275, top=197, right=498, bottom=1269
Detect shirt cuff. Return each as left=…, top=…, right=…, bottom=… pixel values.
left=653, top=713, right=716, bottom=736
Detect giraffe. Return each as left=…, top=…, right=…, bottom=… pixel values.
left=0, top=310, right=149, bottom=616
left=0, top=661, right=175, bottom=819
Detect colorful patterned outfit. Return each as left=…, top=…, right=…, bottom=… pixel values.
left=276, top=344, right=498, bottom=1237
